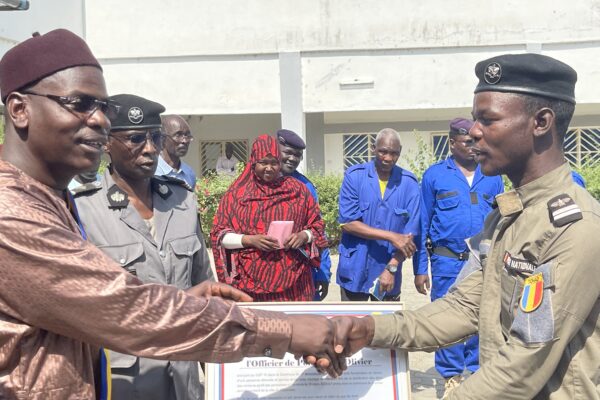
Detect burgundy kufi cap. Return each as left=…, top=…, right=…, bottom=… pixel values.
left=0, top=29, right=102, bottom=103
left=449, top=118, right=474, bottom=135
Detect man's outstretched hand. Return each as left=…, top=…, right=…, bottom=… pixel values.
left=186, top=281, right=253, bottom=302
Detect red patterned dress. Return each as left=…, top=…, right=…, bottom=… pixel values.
left=211, top=135, right=328, bottom=301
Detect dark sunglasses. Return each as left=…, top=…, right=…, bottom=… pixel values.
left=22, top=91, right=120, bottom=120
left=110, top=130, right=165, bottom=150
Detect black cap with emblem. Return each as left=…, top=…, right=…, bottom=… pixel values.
left=108, top=94, right=166, bottom=130
left=474, top=53, right=577, bottom=104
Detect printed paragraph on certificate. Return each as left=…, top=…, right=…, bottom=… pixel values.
left=205, top=303, right=410, bottom=400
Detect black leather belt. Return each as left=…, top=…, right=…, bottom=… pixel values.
left=433, top=246, right=469, bottom=261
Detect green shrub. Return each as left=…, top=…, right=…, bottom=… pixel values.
left=306, top=173, right=344, bottom=247
left=404, top=130, right=436, bottom=181
left=577, top=164, right=600, bottom=200
left=195, top=172, right=237, bottom=235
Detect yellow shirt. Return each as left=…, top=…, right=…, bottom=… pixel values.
left=379, top=178, right=388, bottom=198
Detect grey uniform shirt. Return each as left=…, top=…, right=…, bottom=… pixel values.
left=371, top=164, right=600, bottom=399
left=75, top=170, right=213, bottom=291
left=74, top=170, right=214, bottom=398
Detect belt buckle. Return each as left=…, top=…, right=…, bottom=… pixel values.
left=458, top=252, right=468, bottom=261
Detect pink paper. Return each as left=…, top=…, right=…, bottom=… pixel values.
left=267, top=221, right=294, bottom=248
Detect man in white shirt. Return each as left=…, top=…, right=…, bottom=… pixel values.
left=216, top=142, right=239, bottom=176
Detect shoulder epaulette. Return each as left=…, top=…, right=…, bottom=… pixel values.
left=153, top=175, right=193, bottom=191
left=547, top=193, right=582, bottom=227
left=70, top=180, right=102, bottom=196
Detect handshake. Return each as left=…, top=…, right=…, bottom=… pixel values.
left=186, top=281, right=378, bottom=378
left=286, top=314, right=377, bottom=378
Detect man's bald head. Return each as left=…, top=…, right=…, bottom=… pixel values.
left=161, top=115, right=188, bottom=134
left=375, top=128, right=401, bottom=148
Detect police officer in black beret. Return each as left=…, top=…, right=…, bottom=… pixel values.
left=330, top=53, right=600, bottom=400
left=74, top=94, right=214, bottom=400
left=276, top=129, right=333, bottom=301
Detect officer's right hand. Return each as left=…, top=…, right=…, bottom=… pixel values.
left=387, top=233, right=416, bottom=259
left=186, top=281, right=253, bottom=302
left=242, top=234, right=280, bottom=251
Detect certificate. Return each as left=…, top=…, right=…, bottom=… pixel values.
left=205, top=303, right=410, bottom=400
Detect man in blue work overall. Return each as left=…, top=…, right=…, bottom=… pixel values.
left=415, top=118, right=504, bottom=396
left=336, top=128, right=423, bottom=301
left=276, top=129, right=332, bottom=300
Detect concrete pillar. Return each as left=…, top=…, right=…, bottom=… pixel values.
left=305, top=112, right=325, bottom=173
left=279, top=51, right=306, bottom=172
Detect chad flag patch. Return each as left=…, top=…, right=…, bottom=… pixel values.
left=520, top=273, right=544, bottom=312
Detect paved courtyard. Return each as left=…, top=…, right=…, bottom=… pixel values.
left=325, top=255, right=445, bottom=399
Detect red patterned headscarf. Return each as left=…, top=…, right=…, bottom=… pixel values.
left=210, top=135, right=327, bottom=300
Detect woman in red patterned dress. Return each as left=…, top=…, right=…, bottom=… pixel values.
left=211, top=134, right=328, bottom=301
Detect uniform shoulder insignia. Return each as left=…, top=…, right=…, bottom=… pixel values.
left=151, top=178, right=176, bottom=199
left=71, top=180, right=102, bottom=196
left=106, top=184, right=129, bottom=208
left=154, top=175, right=193, bottom=192
left=547, top=194, right=582, bottom=227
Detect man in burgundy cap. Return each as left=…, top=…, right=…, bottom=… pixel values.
left=414, top=118, right=503, bottom=396
left=0, top=29, right=345, bottom=399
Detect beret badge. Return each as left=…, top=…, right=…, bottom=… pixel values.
left=484, top=62, right=502, bottom=84
left=128, top=107, right=144, bottom=124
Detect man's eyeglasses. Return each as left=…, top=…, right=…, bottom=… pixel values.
left=167, top=132, right=194, bottom=143
left=22, top=91, right=120, bottom=120
left=453, top=138, right=475, bottom=147
left=109, top=130, right=165, bottom=151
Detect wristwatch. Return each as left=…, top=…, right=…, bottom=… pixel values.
left=385, top=263, right=398, bottom=274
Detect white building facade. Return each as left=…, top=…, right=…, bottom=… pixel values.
left=2, top=0, right=599, bottom=175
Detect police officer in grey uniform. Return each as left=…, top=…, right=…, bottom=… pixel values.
left=330, top=54, right=600, bottom=399
left=75, top=94, right=213, bottom=400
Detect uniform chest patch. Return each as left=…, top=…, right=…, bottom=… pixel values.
left=520, top=273, right=544, bottom=313
left=503, top=251, right=536, bottom=274
left=547, top=194, right=582, bottom=227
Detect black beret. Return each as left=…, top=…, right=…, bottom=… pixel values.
left=474, top=53, right=577, bottom=104
left=108, top=94, right=165, bottom=131
left=276, top=129, right=306, bottom=149
left=449, top=118, right=474, bottom=135
left=0, top=29, right=101, bottom=103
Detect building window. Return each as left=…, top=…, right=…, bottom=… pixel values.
left=342, top=133, right=376, bottom=170
left=199, top=140, right=248, bottom=176
left=565, top=127, right=600, bottom=168
left=430, top=132, right=449, bottom=161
